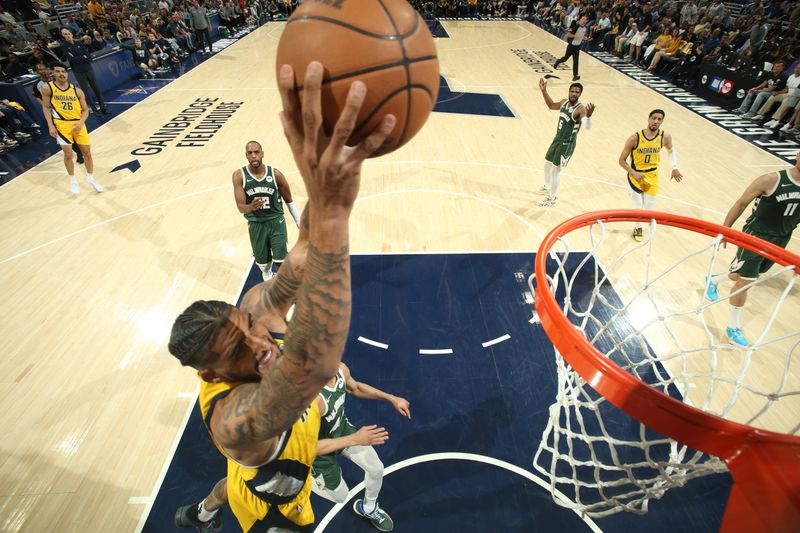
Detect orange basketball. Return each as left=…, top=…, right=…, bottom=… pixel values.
left=275, top=0, right=440, bottom=157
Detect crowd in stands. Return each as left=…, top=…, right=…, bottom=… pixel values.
left=533, top=0, right=800, bottom=136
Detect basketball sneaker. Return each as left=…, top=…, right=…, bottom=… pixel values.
left=86, top=177, right=104, bottom=193
left=726, top=327, right=749, bottom=347
left=534, top=185, right=550, bottom=195
left=631, top=227, right=643, bottom=242
left=70, top=177, right=80, bottom=195
left=704, top=276, right=719, bottom=301
left=174, top=504, right=222, bottom=533
left=353, top=499, right=394, bottom=532
left=537, top=195, right=557, bottom=207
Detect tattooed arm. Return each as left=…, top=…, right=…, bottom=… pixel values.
left=209, top=62, right=396, bottom=465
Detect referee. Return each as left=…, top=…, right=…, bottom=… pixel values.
left=553, top=15, right=588, bottom=81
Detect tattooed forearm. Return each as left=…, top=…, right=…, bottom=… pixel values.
left=283, top=241, right=351, bottom=379
left=261, top=253, right=303, bottom=311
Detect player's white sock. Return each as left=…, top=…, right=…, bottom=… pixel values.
left=362, top=497, right=378, bottom=514
left=629, top=190, right=644, bottom=228
left=256, top=261, right=273, bottom=281
left=543, top=161, right=553, bottom=189
left=729, top=305, right=743, bottom=329
left=549, top=165, right=562, bottom=199
left=197, top=502, right=218, bottom=522
left=710, top=273, right=729, bottom=284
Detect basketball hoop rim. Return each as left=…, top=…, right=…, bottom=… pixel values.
left=533, top=209, right=800, bottom=460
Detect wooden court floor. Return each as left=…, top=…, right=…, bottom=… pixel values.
left=0, top=20, right=797, bottom=532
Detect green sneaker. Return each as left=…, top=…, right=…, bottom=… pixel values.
left=353, top=499, right=394, bottom=532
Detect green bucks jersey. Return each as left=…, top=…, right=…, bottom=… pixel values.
left=744, top=169, right=800, bottom=238
left=242, top=165, right=283, bottom=222
left=552, top=100, right=582, bottom=144
left=319, top=368, right=349, bottom=439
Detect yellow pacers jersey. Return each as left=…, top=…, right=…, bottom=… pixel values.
left=49, top=82, right=82, bottom=121
left=197, top=337, right=321, bottom=531
left=628, top=129, right=664, bottom=195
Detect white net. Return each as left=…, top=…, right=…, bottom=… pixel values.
left=530, top=217, right=800, bottom=517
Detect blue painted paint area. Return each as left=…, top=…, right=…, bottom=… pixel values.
left=145, top=253, right=730, bottom=532
left=425, top=20, right=450, bottom=38
left=434, top=76, right=515, bottom=117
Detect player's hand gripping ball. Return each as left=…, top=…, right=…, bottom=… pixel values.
left=276, top=0, right=440, bottom=157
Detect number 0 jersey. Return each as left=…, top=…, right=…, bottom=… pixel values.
left=629, top=129, right=663, bottom=175
left=48, top=81, right=82, bottom=121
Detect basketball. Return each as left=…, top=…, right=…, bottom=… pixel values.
left=275, top=0, right=440, bottom=157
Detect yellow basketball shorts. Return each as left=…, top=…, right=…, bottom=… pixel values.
left=627, top=170, right=658, bottom=196
left=54, top=120, right=90, bottom=146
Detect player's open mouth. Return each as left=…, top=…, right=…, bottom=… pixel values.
left=257, top=348, right=274, bottom=373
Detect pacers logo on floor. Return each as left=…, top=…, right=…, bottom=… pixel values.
left=131, top=98, right=243, bottom=156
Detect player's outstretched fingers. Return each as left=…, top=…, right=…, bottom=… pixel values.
left=322, top=80, right=366, bottom=166
left=301, top=61, right=323, bottom=162
left=345, top=114, right=396, bottom=170
left=277, top=64, right=302, bottom=150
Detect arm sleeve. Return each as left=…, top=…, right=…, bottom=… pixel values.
left=286, top=201, right=301, bottom=227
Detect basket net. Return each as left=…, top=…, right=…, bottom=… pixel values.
left=530, top=211, right=800, bottom=522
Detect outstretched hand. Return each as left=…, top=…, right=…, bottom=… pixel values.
left=352, top=425, right=389, bottom=446
left=586, top=103, right=596, bottom=117
left=277, top=62, right=396, bottom=213
left=391, top=396, right=411, bottom=419
left=539, top=77, right=547, bottom=92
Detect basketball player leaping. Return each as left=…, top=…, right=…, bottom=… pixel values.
left=536, top=78, right=594, bottom=207
left=169, top=62, right=396, bottom=533
left=618, top=109, right=682, bottom=241
left=704, top=150, right=800, bottom=347
left=233, top=140, right=301, bottom=281
left=40, top=62, right=103, bottom=196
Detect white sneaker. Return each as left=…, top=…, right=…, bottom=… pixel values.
left=751, top=114, right=764, bottom=122
left=537, top=195, right=557, bottom=207
left=534, top=185, right=550, bottom=195
left=86, top=177, right=104, bottom=193
left=779, top=123, right=794, bottom=133
left=763, top=119, right=778, bottom=128
left=70, top=177, right=79, bottom=195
